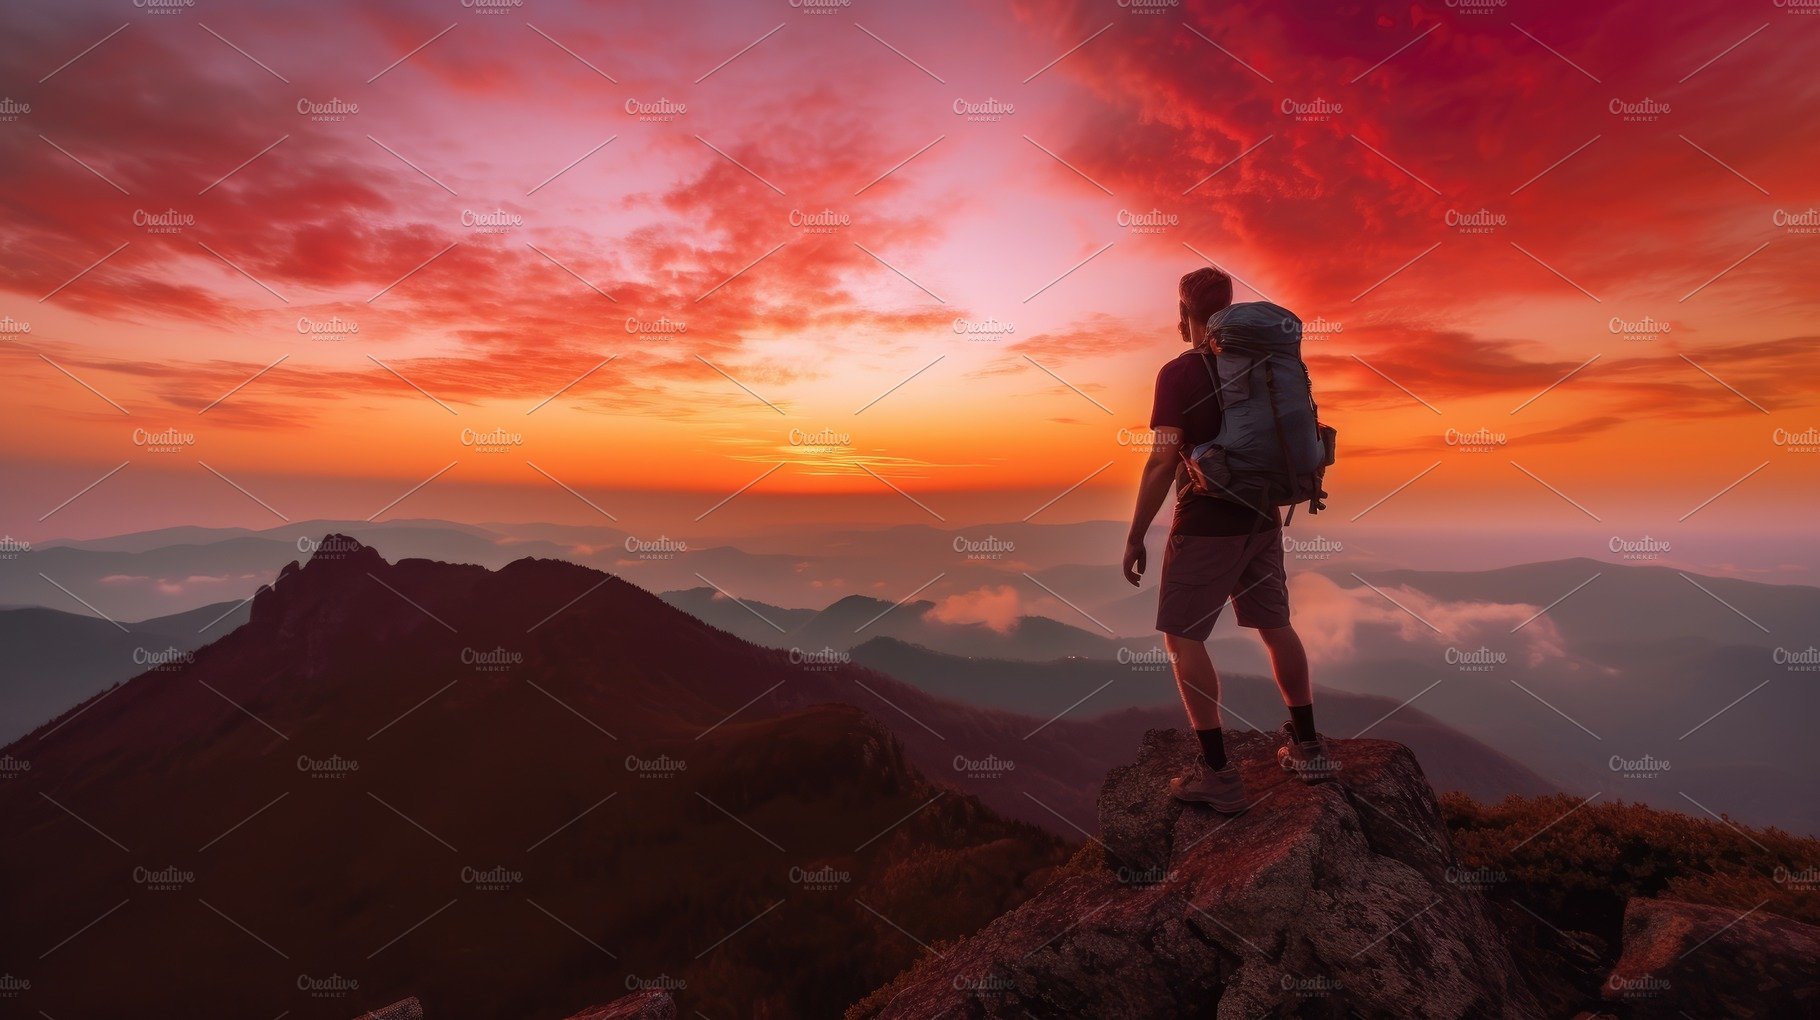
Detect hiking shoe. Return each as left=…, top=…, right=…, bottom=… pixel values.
left=1277, top=722, right=1341, bottom=783
left=1169, top=761, right=1250, bottom=812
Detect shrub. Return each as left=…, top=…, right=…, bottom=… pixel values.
left=1441, top=791, right=1820, bottom=937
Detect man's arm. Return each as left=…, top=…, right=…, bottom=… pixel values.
left=1123, top=426, right=1181, bottom=586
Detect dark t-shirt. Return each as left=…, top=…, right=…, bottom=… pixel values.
left=1150, top=349, right=1280, bottom=537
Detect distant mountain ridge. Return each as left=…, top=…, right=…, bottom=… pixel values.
left=659, top=586, right=1141, bottom=659
left=12, top=521, right=1813, bottom=835
left=1310, top=559, right=1820, bottom=835
left=0, top=599, right=252, bottom=742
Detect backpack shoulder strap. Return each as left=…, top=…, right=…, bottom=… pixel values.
left=1195, top=348, right=1223, bottom=411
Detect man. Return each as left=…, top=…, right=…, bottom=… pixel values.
left=1121, top=267, right=1335, bottom=812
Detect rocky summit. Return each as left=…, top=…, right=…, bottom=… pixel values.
left=854, top=729, right=1543, bottom=1019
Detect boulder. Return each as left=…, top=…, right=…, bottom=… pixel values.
left=351, top=998, right=422, bottom=1020
left=1604, top=896, right=1820, bottom=1018
left=563, top=989, right=677, bottom=1019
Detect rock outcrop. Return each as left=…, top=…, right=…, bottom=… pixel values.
left=346, top=990, right=674, bottom=1019
left=1604, top=897, right=1820, bottom=1018
left=563, top=989, right=677, bottom=1019
left=854, top=729, right=1543, bottom=1019
left=351, top=997, right=422, bottom=1020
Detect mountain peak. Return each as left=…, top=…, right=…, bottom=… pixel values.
left=254, top=536, right=623, bottom=644
left=254, top=534, right=386, bottom=624
left=854, top=729, right=1542, bottom=1018
left=280, top=533, right=383, bottom=577
left=825, top=593, right=895, bottom=611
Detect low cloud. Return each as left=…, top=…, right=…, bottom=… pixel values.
left=1288, top=573, right=1566, bottom=667
left=924, top=585, right=1025, bottom=633
left=97, top=572, right=256, bottom=596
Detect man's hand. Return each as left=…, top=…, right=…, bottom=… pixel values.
left=1122, top=537, right=1147, bottom=587
left=1124, top=426, right=1180, bottom=587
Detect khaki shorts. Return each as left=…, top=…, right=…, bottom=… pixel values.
left=1156, top=528, right=1291, bottom=640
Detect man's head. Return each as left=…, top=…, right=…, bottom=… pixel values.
left=1177, top=267, right=1233, bottom=347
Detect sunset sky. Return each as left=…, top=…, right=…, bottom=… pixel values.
left=2, top=0, right=1816, bottom=543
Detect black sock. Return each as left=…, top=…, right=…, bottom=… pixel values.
left=1195, top=727, right=1228, bottom=771
left=1289, top=703, right=1317, bottom=744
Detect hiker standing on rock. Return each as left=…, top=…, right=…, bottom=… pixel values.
left=1122, top=267, right=1340, bottom=810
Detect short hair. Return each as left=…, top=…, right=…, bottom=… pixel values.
left=1178, top=267, right=1233, bottom=341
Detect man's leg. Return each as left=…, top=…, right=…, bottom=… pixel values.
left=1165, top=632, right=1228, bottom=770
left=1226, top=527, right=1319, bottom=743
left=1156, top=533, right=1253, bottom=779
left=1260, top=624, right=1317, bottom=743
left=1164, top=632, right=1222, bottom=729
left=1259, top=624, right=1311, bottom=705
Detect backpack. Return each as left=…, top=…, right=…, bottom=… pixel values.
left=1180, top=301, right=1336, bottom=524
